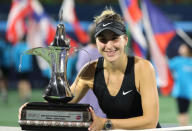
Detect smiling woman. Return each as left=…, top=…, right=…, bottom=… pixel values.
left=69, top=7, right=161, bottom=131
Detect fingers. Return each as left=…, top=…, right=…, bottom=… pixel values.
left=89, top=106, right=95, bottom=120
left=88, top=123, right=98, bottom=131
left=18, top=102, right=29, bottom=120
left=88, top=107, right=102, bottom=131
left=88, top=123, right=93, bottom=131
left=88, top=107, right=96, bottom=131
left=88, top=120, right=95, bottom=131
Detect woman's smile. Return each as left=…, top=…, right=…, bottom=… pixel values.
left=104, top=49, right=118, bottom=57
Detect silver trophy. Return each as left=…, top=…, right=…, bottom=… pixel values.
left=18, top=24, right=92, bottom=131
left=26, top=23, right=74, bottom=103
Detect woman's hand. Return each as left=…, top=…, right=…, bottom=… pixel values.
left=88, top=107, right=106, bottom=131
left=18, top=102, right=29, bottom=120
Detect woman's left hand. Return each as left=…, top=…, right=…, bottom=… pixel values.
left=88, top=107, right=106, bottom=131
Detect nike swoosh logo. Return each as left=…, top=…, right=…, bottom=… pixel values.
left=123, top=90, right=133, bottom=95
left=103, top=22, right=112, bottom=27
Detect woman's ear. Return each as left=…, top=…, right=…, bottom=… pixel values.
left=123, top=35, right=128, bottom=46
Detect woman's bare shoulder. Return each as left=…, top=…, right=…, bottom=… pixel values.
left=134, top=56, right=156, bottom=91
left=134, top=56, right=154, bottom=70
left=77, top=59, right=98, bottom=80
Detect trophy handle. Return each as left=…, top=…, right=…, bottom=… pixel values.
left=25, top=47, right=52, bottom=66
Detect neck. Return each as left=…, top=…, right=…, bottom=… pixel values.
left=104, top=54, right=128, bottom=73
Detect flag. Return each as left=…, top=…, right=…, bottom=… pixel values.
left=61, top=0, right=89, bottom=44
left=119, top=0, right=148, bottom=58
left=141, top=0, right=175, bottom=95
left=7, top=0, right=79, bottom=77
left=26, top=0, right=56, bottom=78
left=27, top=0, right=79, bottom=77
left=6, top=0, right=31, bottom=44
left=28, top=0, right=79, bottom=48
left=27, top=0, right=56, bottom=48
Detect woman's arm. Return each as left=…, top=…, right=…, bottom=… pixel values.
left=69, top=76, right=89, bottom=103
left=69, top=60, right=97, bottom=103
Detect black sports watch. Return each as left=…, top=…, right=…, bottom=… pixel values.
left=104, top=119, right=112, bottom=130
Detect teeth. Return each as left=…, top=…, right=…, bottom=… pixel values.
left=105, top=50, right=116, bottom=56
left=106, top=50, right=116, bottom=52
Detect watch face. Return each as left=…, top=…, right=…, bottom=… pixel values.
left=105, top=120, right=112, bottom=129
left=106, top=123, right=111, bottom=129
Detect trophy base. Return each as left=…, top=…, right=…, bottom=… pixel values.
left=19, top=102, right=92, bottom=131
left=20, top=125, right=88, bottom=131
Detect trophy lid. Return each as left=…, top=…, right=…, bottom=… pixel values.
left=51, top=24, right=70, bottom=47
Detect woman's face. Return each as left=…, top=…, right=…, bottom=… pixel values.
left=96, top=30, right=128, bottom=62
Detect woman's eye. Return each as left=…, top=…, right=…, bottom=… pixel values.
left=112, top=36, right=118, bottom=40
left=99, top=38, right=107, bottom=43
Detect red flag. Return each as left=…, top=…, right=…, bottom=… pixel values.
left=6, top=0, right=32, bottom=44
left=28, top=0, right=79, bottom=49
left=142, top=0, right=175, bottom=95
left=61, top=0, right=89, bottom=44
left=27, top=0, right=56, bottom=47
left=119, top=0, right=148, bottom=58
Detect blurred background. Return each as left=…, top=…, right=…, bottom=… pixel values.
left=0, top=0, right=192, bottom=128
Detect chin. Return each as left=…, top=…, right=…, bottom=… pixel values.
left=105, top=55, right=119, bottom=62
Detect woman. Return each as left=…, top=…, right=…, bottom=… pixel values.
left=70, top=8, right=160, bottom=130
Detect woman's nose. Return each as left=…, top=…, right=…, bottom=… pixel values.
left=105, top=40, right=113, bottom=48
